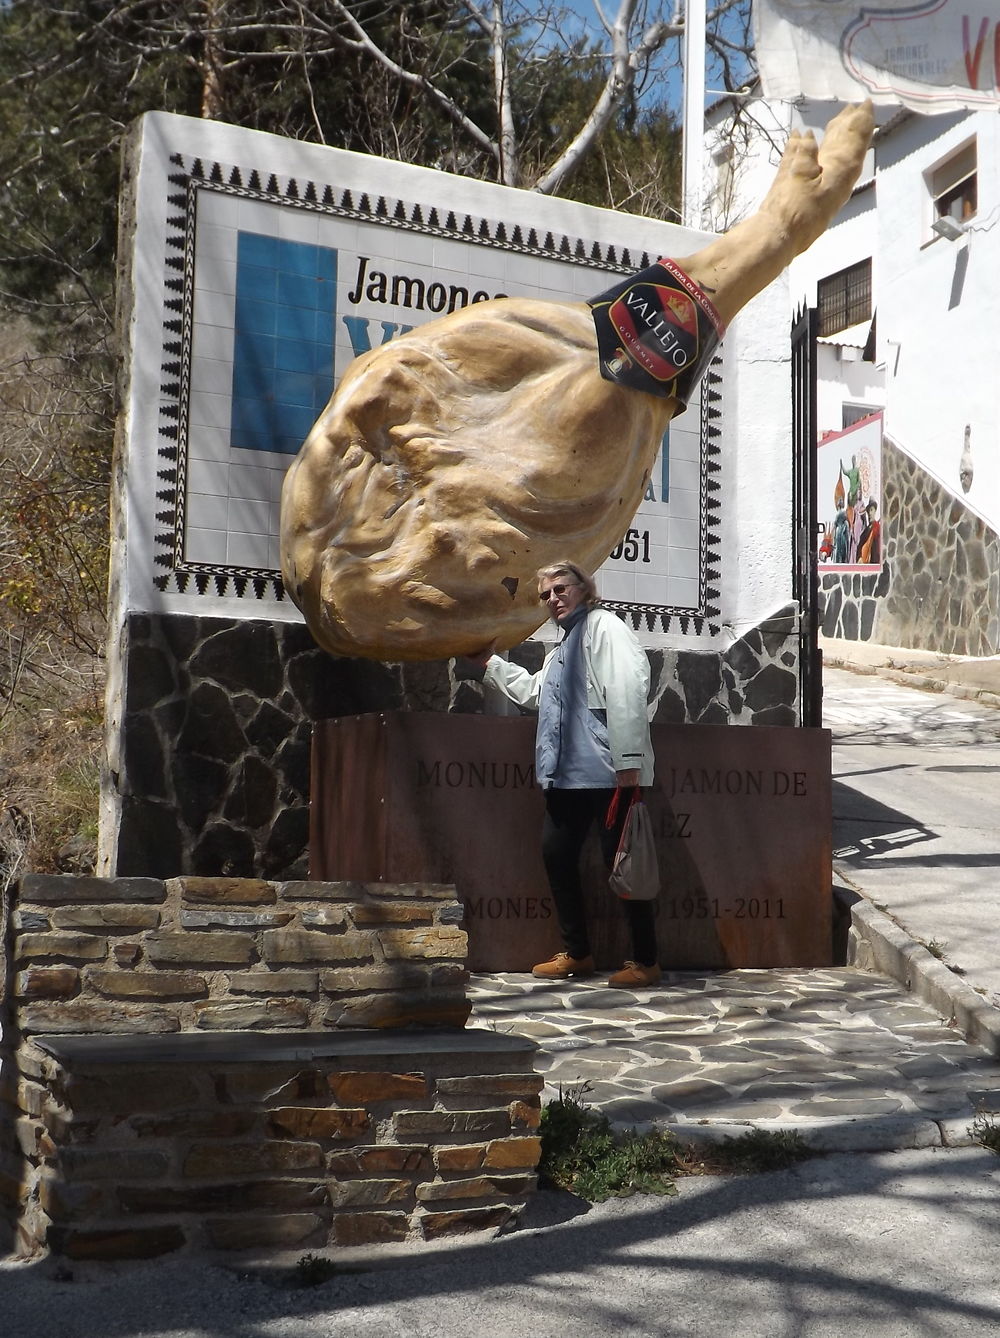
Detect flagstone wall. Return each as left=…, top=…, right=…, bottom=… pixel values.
left=820, top=435, right=1000, bottom=654
left=102, top=608, right=805, bottom=881
left=0, top=872, right=541, bottom=1261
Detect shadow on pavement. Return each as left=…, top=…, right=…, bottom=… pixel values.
left=832, top=778, right=936, bottom=865
left=4, top=1150, right=1000, bottom=1337
left=833, top=779, right=1000, bottom=870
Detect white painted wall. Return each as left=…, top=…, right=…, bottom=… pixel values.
left=726, top=274, right=796, bottom=639
left=792, top=176, right=884, bottom=440
left=713, top=99, right=1000, bottom=534
left=874, top=110, right=1000, bottom=522
left=816, top=346, right=883, bottom=439
left=704, top=99, right=792, bottom=233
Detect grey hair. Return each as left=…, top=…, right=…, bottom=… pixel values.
left=536, top=559, right=600, bottom=607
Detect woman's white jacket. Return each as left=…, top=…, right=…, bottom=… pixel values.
left=482, top=606, right=654, bottom=786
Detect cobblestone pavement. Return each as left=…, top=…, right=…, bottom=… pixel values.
left=468, top=967, right=1000, bottom=1151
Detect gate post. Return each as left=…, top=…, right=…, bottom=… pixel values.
left=791, top=305, right=821, bottom=727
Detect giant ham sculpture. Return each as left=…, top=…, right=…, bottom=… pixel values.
left=281, top=102, right=874, bottom=661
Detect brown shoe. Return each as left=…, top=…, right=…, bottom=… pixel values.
left=608, top=960, right=662, bottom=989
left=531, top=952, right=596, bottom=980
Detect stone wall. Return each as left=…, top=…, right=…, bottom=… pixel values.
left=0, top=873, right=542, bottom=1260
left=10, top=1031, right=541, bottom=1260
left=104, top=607, right=804, bottom=881
left=104, top=612, right=468, bottom=881
left=821, top=435, right=1000, bottom=654
left=8, top=874, right=470, bottom=1035
left=668, top=606, right=802, bottom=728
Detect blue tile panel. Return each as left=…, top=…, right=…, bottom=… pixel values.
left=230, top=233, right=337, bottom=454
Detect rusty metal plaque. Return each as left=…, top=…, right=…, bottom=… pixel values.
left=311, top=714, right=832, bottom=972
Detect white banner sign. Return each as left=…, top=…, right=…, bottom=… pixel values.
left=754, top=0, right=1000, bottom=112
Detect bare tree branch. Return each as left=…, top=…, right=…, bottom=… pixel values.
left=489, top=1, right=518, bottom=185
left=300, top=0, right=502, bottom=166
left=534, top=1, right=675, bottom=195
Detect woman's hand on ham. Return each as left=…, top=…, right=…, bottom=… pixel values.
left=463, top=640, right=498, bottom=668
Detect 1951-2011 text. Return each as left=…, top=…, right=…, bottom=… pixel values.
left=662, top=896, right=786, bottom=921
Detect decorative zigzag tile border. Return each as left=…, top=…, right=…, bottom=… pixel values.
left=603, top=355, right=723, bottom=636
left=151, top=150, right=723, bottom=638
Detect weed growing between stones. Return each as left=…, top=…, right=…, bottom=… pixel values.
left=289, top=1254, right=360, bottom=1288
left=970, top=1108, right=1000, bottom=1154
left=539, top=1084, right=816, bottom=1202
left=539, top=1085, right=680, bottom=1202
left=705, top=1127, right=815, bottom=1175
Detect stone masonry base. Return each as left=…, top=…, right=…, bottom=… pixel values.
left=12, top=1030, right=541, bottom=1260
left=1, top=874, right=542, bottom=1261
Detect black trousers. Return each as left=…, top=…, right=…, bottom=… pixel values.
left=541, top=787, right=658, bottom=967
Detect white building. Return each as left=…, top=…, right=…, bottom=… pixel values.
left=708, top=97, right=1000, bottom=655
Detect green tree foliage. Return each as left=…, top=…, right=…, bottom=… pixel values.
left=0, top=2, right=701, bottom=325
left=0, top=2, right=492, bottom=317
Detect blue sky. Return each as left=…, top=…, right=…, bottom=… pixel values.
left=523, top=1, right=753, bottom=113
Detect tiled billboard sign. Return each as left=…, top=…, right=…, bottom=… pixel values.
left=119, top=113, right=731, bottom=644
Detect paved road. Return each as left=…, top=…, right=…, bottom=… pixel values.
left=825, top=666, right=1000, bottom=1004
left=4, top=1146, right=1000, bottom=1338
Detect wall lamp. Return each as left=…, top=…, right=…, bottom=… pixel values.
left=931, top=215, right=968, bottom=241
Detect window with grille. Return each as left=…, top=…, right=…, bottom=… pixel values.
left=817, top=259, right=872, bottom=337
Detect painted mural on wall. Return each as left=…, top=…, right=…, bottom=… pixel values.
left=820, top=432, right=1000, bottom=654
left=817, top=414, right=883, bottom=573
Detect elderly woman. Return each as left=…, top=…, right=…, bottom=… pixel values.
left=467, top=560, right=660, bottom=989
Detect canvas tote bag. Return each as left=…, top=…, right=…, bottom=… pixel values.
left=605, top=787, right=660, bottom=901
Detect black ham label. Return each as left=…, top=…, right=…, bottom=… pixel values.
left=588, top=258, right=724, bottom=403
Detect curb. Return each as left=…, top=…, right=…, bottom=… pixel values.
left=658, top=1115, right=946, bottom=1153
left=836, top=874, right=1000, bottom=1058
left=822, top=646, right=1000, bottom=710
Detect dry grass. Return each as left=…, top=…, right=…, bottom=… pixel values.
left=0, top=320, right=108, bottom=888
left=0, top=672, right=104, bottom=888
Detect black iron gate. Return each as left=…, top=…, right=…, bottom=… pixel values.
left=791, top=304, right=821, bottom=728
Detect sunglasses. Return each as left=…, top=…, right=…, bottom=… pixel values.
left=538, top=582, right=580, bottom=602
